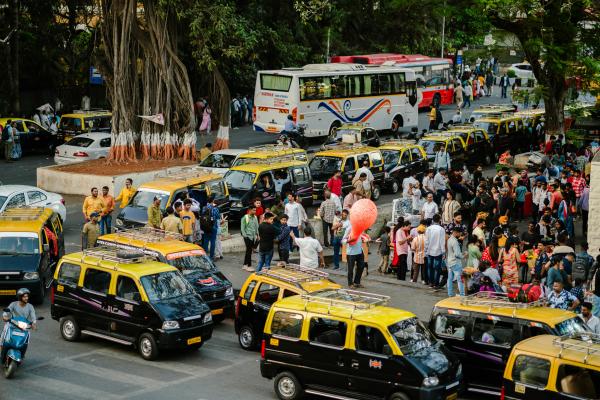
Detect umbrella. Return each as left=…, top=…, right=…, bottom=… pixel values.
left=36, top=103, right=54, bottom=113
left=552, top=245, right=575, bottom=255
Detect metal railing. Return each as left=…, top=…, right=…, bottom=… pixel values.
left=321, top=143, right=370, bottom=151
left=257, top=263, right=329, bottom=285
left=553, top=333, right=600, bottom=364
left=459, top=292, right=544, bottom=317
left=80, top=247, right=149, bottom=265
left=109, top=227, right=184, bottom=243
left=301, top=289, right=390, bottom=318
left=380, top=139, right=418, bottom=147
left=0, top=207, right=46, bottom=220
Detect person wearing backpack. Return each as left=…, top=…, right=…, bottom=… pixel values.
left=2, top=120, right=14, bottom=162
left=201, top=195, right=220, bottom=260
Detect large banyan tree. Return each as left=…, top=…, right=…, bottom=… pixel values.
left=98, top=0, right=197, bottom=162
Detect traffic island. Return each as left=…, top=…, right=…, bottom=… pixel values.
left=37, top=159, right=196, bottom=196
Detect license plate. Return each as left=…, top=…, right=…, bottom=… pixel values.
left=211, top=308, right=224, bottom=315
left=312, top=194, right=318, bottom=199
left=446, top=393, right=457, bottom=400
left=0, top=290, right=16, bottom=296
left=187, top=336, right=202, bottom=345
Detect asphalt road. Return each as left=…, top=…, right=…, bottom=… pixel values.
left=0, top=93, right=512, bottom=399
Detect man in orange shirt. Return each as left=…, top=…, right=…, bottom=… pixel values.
left=100, top=186, right=115, bottom=235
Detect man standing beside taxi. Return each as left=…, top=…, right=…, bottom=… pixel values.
left=115, top=178, right=135, bottom=208
left=100, top=186, right=115, bottom=235
left=160, top=207, right=183, bottom=234
left=147, top=196, right=162, bottom=229
left=82, top=212, right=100, bottom=249
left=82, top=187, right=105, bottom=222
left=180, top=199, right=196, bottom=243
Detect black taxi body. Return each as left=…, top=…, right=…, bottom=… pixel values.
left=417, top=133, right=467, bottom=170
left=224, top=158, right=313, bottom=221
left=379, top=140, right=428, bottom=193
left=309, top=144, right=385, bottom=201
left=429, top=293, right=589, bottom=395
left=261, top=289, right=462, bottom=400
left=234, top=264, right=340, bottom=350
left=446, top=125, right=494, bottom=165
left=323, top=123, right=381, bottom=148
left=97, top=228, right=234, bottom=320
left=0, top=117, right=56, bottom=155
left=473, top=115, right=531, bottom=156
left=51, top=247, right=214, bottom=360
left=0, top=207, right=65, bottom=303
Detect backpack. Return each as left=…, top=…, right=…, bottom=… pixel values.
left=200, top=206, right=215, bottom=234
left=1, top=126, right=8, bottom=141
left=573, top=254, right=592, bottom=282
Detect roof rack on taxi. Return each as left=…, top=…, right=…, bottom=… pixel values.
left=81, top=247, right=150, bottom=265
left=321, top=143, right=370, bottom=151
left=301, top=289, right=390, bottom=315
left=112, top=227, right=184, bottom=242
left=477, top=104, right=515, bottom=110
left=553, top=333, right=600, bottom=364
left=381, top=139, right=417, bottom=146
left=257, top=263, right=329, bottom=284
left=236, top=154, right=299, bottom=165
left=247, top=144, right=302, bottom=153
left=460, top=292, right=544, bottom=317
left=154, top=166, right=215, bottom=180
left=0, top=207, right=46, bottom=221
left=448, top=124, right=474, bottom=130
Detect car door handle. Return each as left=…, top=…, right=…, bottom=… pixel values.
left=351, top=360, right=359, bottom=369
left=337, top=357, right=345, bottom=367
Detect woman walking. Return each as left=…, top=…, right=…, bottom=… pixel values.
left=499, top=239, right=520, bottom=289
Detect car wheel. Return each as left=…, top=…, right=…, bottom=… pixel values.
left=390, top=179, right=399, bottom=194
left=274, top=371, right=304, bottom=400
left=238, top=325, right=256, bottom=350
left=372, top=185, right=381, bottom=201
left=60, top=316, right=81, bottom=342
left=138, top=333, right=159, bottom=360
left=389, top=393, right=410, bottom=400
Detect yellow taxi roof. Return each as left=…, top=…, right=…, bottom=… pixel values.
left=61, top=111, right=111, bottom=118
left=229, top=159, right=308, bottom=174
left=314, top=145, right=379, bottom=157
left=274, top=294, right=415, bottom=326
left=61, top=251, right=176, bottom=278
left=249, top=265, right=341, bottom=292
left=513, top=335, right=600, bottom=366
left=238, top=147, right=306, bottom=159
left=0, top=208, right=54, bottom=233
left=140, top=173, right=223, bottom=193
left=434, top=297, right=576, bottom=327
left=421, top=133, right=461, bottom=142
left=0, top=117, right=35, bottom=124
left=379, top=140, right=422, bottom=151
left=476, top=115, right=521, bottom=123
left=98, top=233, right=203, bottom=256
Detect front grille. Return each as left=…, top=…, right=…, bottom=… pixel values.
left=180, top=315, right=204, bottom=329
left=0, top=272, right=22, bottom=281
left=200, top=288, right=226, bottom=302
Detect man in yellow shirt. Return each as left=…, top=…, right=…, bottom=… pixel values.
left=82, top=187, right=105, bottom=221
left=429, top=104, right=437, bottom=131
left=160, top=206, right=183, bottom=234
left=180, top=199, right=197, bottom=242
left=115, top=178, right=135, bottom=208
left=147, top=197, right=162, bottom=229
left=198, top=142, right=212, bottom=162
left=100, top=186, right=115, bottom=235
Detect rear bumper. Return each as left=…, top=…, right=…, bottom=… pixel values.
left=156, top=322, right=213, bottom=349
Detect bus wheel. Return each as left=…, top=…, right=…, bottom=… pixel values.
left=328, top=121, right=341, bottom=138
left=391, top=116, right=403, bottom=137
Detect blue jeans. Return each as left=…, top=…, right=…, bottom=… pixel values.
left=202, top=230, right=217, bottom=259
left=332, top=236, right=342, bottom=268
left=256, top=250, right=274, bottom=272
left=422, top=256, right=430, bottom=284
left=593, top=295, right=600, bottom=318
left=427, top=255, right=443, bottom=287
left=447, top=263, right=465, bottom=297
left=100, top=214, right=112, bottom=235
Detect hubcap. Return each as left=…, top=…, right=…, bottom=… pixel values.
left=140, top=338, right=152, bottom=356
left=240, top=328, right=253, bottom=347
left=278, top=376, right=296, bottom=398
left=63, top=320, right=75, bottom=338
left=373, top=187, right=380, bottom=200
left=392, top=181, right=399, bottom=193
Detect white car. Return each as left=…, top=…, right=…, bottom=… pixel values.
left=0, top=185, right=67, bottom=222
left=54, top=133, right=111, bottom=164
left=198, top=149, right=247, bottom=175
left=507, top=63, right=535, bottom=81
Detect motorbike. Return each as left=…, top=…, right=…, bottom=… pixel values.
left=278, top=124, right=307, bottom=149
left=1, top=309, right=42, bottom=379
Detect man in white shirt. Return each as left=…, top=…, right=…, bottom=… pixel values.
left=433, top=169, right=448, bottom=204
left=422, top=170, right=435, bottom=196
left=284, top=193, right=302, bottom=238
left=421, top=193, right=439, bottom=222
left=273, top=171, right=291, bottom=196
left=402, top=174, right=418, bottom=197
left=425, top=214, right=446, bottom=289
left=580, top=302, right=600, bottom=333
left=472, top=218, right=487, bottom=247
left=354, top=160, right=374, bottom=190
left=291, top=226, right=324, bottom=268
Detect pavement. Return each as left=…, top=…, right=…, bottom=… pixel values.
left=0, top=91, right=515, bottom=400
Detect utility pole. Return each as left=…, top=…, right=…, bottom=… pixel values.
left=325, top=28, right=330, bottom=63
left=441, top=1, right=446, bottom=59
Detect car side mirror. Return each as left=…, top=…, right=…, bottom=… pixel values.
left=383, top=344, right=393, bottom=356
left=43, top=244, right=50, bottom=252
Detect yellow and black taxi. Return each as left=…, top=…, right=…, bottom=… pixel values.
left=379, top=139, right=428, bottom=193
left=0, top=207, right=64, bottom=304
left=515, top=108, right=545, bottom=137
left=97, top=227, right=234, bottom=321
left=502, top=333, right=600, bottom=400
left=446, top=125, right=494, bottom=165
left=0, top=117, right=56, bottom=155
left=468, top=104, right=516, bottom=122
left=115, top=167, right=229, bottom=229
left=235, top=264, right=341, bottom=350
left=429, top=292, right=589, bottom=395
left=473, top=114, right=531, bottom=156
left=322, top=122, right=381, bottom=148
left=56, top=110, right=112, bottom=143
left=50, top=247, right=214, bottom=360
left=309, top=144, right=385, bottom=201
left=261, top=289, right=462, bottom=400
left=224, top=156, right=313, bottom=221
left=417, top=132, right=467, bottom=170
left=230, top=144, right=308, bottom=167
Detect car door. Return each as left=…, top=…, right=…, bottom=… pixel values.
left=251, top=282, right=282, bottom=335
left=430, top=310, right=471, bottom=375
left=473, top=130, right=489, bottom=160
left=393, top=149, right=412, bottom=183
left=97, top=137, right=111, bottom=159
left=26, top=190, right=48, bottom=207
left=49, top=213, right=65, bottom=257
left=451, top=138, right=465, bottom=167
left=497, top=122, right=510, bottom=154
left=207, top=179, right=230, bottom=217
left=24, top=120, right=50, bottom=152
left=256, top=172, right=276, bottom=207
left=13, top=120, right=28, bottom=151
left=110, top=274, right=146, bottom=340
left=341, top=156, right=356, bottom=193
left=505, top=354, right=552, bottom=400
left=369, top=151, right=384, bottom=183
left=80, top=267, right=114, bottom=332
left=291, top=166, right=313, bottom=205
left=410, top=147, right=427, bottom=179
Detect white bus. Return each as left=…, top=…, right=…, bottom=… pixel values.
left=252, top=63, right=420, bottom=138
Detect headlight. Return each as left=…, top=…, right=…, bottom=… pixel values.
left=422, top=376, right=439, bottom=387
left=115, top=218, right=123, bottom=226
left=23, top=272, right=39, bottom=280
left=456, top=363, right=462, bottom=378
left=162, top=320, right=180, bottom=330
left=225, top=286, right=234, bottom=297
left=203, top=313, right=213, bottom=324
left=232, top=201, right=243, bottom=208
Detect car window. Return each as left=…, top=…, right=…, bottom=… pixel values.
left=471, top=317, right=514, bottom=347
left=83, top=268, right=111, bottom=295
left=521, top=323, right=549, bottom=339
left=66, top=137, right=94, bottom=147
left=99, top=138, right=111, bottom=148
left=271, top=311, right=303, bottom=339
left=57, top=262, right=81, bottom=287
left=355, top=325, right=390, bottom=355
left=508, top=120, right=517, bottom=134
left=6, top=193, right=26, bottom=208
left=357, top=153, right=370, bottom=167
left=116, top=276, right=140, bottom=301
left=370, top=151, right=383, bottom=167
left=14, top=121, right=24, bottom=132
left=452, top=138, right=463, bottom=151
left=27, top=191, right=47, bottom=204
left=434, top=313, right=468, bottom=340
left=382, top=150, right=399, bottom=168
left=556, top=363, right=600, bottom=399
left=309, top=317, right=346, bottom=348
left=255, top=282, right=280, bottom=306
left=292, top=167, right=310, bottom=184
left=474, top=130, right=485, bottom=142
left=410, top=148, right=423, bottom=161
left=282, top=289, right=298, bottom=298
left=343, top=157, right=356, bottom=173
left=25, top=121, right=41, bottom=132
left=243, top=280, right=257, bottom=301
left=512, top=355, right=550, bottom=387
left=400, top=150, right=411, bottom=165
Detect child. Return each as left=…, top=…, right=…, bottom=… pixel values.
left=376, top=226, right=391, bottom=274
left=277, top=214, right=291, bottom=263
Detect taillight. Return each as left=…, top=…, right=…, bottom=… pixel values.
left=260, top=339, right=266, bottom=359
left=73, top=151, right=89, bottom=157
left=252, top=106, right=256, bottom=122
left=235, top=297, right=241, bottom=317
left=291, top=107, right=297, bottom=122
left=50, top=285, right=55, bottom=304
left=500, top=385, right=505, bottom=400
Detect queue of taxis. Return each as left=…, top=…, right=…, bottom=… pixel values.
left=379, top=140, right=428, bottom=193
left=417, top=132, right=467, bottom=170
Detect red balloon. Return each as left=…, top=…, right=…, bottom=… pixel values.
left=347, top=199, right=378, bottom=245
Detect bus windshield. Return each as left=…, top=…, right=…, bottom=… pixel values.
left=309, top=157, right=342, bottom=180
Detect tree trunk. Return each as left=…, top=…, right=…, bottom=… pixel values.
left=9, top=0, right=19, bottom=114
left=211, top=67, right=230, bottom=151
left=544, top=77, right=567, bottom=136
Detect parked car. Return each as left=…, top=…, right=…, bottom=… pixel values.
left=0, top=118, right=56, bottom=156
left=0, top=185, right=66, bottom=222
left=508, top=63, right=535, bottom=81
left=56, top=110, right=112, bottom=143
left=54, top=133, right=111, bottom=164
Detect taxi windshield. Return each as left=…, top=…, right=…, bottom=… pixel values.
left=140, top=271, right=194, bottom=301
left=224, top=170, right=255, bottom=191
left=554, top=317, right=590, bottom=336
left=474, top=121, right=498, bottom=137
left=200, top=153, right=237, bottom=169
left=169, top=255, right=215, bottom=274
left=417, top=140, right=438, bottom=155
left=129, top=190, right=169, bottom=210
left=381, top=150, right=400, bottom=169
left=389, top=317, right=437, bottom=355
left=0, top=232, right=39, bottom=255
left=309, top=156, right=342, bottom=177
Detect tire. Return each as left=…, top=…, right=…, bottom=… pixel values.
left=138, top=333, right=159, bottom=361
left=274, top=371, right=304, bottom=400
left=390, top=116, right=403, bottom=137
left=60, top=316, right=81, bottom=342
left=238, top=325, right=257, bottom=350
left=328, top=121, right=341, bottom=137
left=390, top=179, right=399, bottom=194
left=4, top=359, right=17, bottom=379
left=389, top=393, right=410, bottom=400
left=372, top=185, right=381, bottom=201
